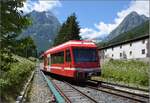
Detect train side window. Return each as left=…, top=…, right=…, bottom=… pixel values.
left=66, top=49, right=71, bottom=62
left=51, top=51, right=64, bottom=64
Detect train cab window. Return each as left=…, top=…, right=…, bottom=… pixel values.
left=51, top=51, right=64, bottom=64
left=73, top=48, right=97, bottom=62
left=66, top=49, right=71, bottom=62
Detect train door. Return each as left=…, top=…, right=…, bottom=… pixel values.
left=44, top=55, right=48, bottom=70
left=65, top=48, right=72, bottom=69
left=47, top=54, right=51, bottom=72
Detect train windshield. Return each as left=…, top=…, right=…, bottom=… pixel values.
left=73, top=48, right=97, bottom=63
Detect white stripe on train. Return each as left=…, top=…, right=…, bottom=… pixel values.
left=48, top=66, right=100, bottom=71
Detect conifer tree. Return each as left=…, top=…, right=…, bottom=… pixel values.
left=53, top=13, right=81, bottom=46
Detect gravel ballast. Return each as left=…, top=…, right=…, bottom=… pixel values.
left=73, top=85, right=135, bottom=103
left=26, top=63, right=145, bottom=103
left=26, top=65, right=54, bottom=103
left=52, top=79, right=137, bottom=103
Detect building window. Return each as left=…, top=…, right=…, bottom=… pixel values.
left=112, top=47, right=114, bottom=51
left=120, top=45, right=122, bottom=49
left=112, top=54, right=113, bottom=57
left=142, top=40, right=145, bottom=44
left=142, top=49, right=145, bottom=54
left=130, top=43, right=132, bottom=47
left=129, top=51, right=132, bottom=55
left=120, top=53, right=122, bottom=57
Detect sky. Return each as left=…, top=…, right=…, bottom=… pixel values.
left=20, top=0, right=149, bottom=40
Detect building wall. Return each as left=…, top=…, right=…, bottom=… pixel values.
left=147, top=37, right=150, bottom=57
left=102, top=38, right=148, bottom=60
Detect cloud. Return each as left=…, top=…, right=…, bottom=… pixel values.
left=80, top=0, right=149, bottom=40
left=19, top=0, right=61, bottom=13
left=80, top=28, right=99, bottom=39
left=80, top=23, right=114, bottom=40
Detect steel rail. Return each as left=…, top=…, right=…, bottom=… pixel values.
left=88, top=80, right=149, bottom=98
left=89, top=79, right=149, bottom=92
left=45, top=75, right=98, bottom=103
left=63, top=81, right=98, bottom=103
left=41, top=71, right=65, bottom=103
left=87, top=85, right=148, bottom=103
left=100, top=84, right=149, bottom=98
left=50, top=78, right=72, bottom=103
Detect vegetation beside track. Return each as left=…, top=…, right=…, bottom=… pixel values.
left=0, top=55, right=36, bottom=102
left=94, top=59, right=149, bottom=88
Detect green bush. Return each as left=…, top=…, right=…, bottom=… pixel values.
left=0, top=55, right=35, bottom=101
left=101, top=60, right=149, bottom=86
left=28, top=57, right=37, bottom=62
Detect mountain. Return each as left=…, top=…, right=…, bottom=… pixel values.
left=107, top=11, right=148, bottom=40
left=21, top=10, right=61, bottom=52
left=98, top=20, right=149, bottom=47
left=108, top=20, right=149, bottom=44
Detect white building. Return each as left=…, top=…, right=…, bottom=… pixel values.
left=99, top=35, right=150, bottom=60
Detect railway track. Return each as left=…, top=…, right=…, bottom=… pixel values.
left=42, top=72, right=149, bottom=103
left=87, top=80, right=149, bottom=103
left=89, top=79, right=149, bottom=92
left=50, top=78, right=98, bottom=103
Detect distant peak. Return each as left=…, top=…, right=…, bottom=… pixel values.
left=123, top=11, right=143, bottom=21
left=128, top=11, right=147, bottom=18
left=126, top=11, right=139, bottom=18
left=106, top=11, right=148, bottom=41
left=126, top=11, right=148, bottom=20
left=129, top=11, right=138, bottom=15
left=31, top=10, right=51, bottom=14
left=29, top=10, right=54, bottom=17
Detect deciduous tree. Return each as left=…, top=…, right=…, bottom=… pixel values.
left=0, top=0, right=30, bottom=71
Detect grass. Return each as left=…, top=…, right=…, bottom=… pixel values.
left=0, top=55, right=36, bottom=102
left=93, top=59, right=149, bottom=88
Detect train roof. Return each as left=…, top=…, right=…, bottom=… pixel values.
left=44, top=40, right=97, bottom=55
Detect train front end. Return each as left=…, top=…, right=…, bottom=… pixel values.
left=72, top=47, right=101, bottom=80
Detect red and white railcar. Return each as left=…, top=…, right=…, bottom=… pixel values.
left=42, top=40, right=101, bottom=80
